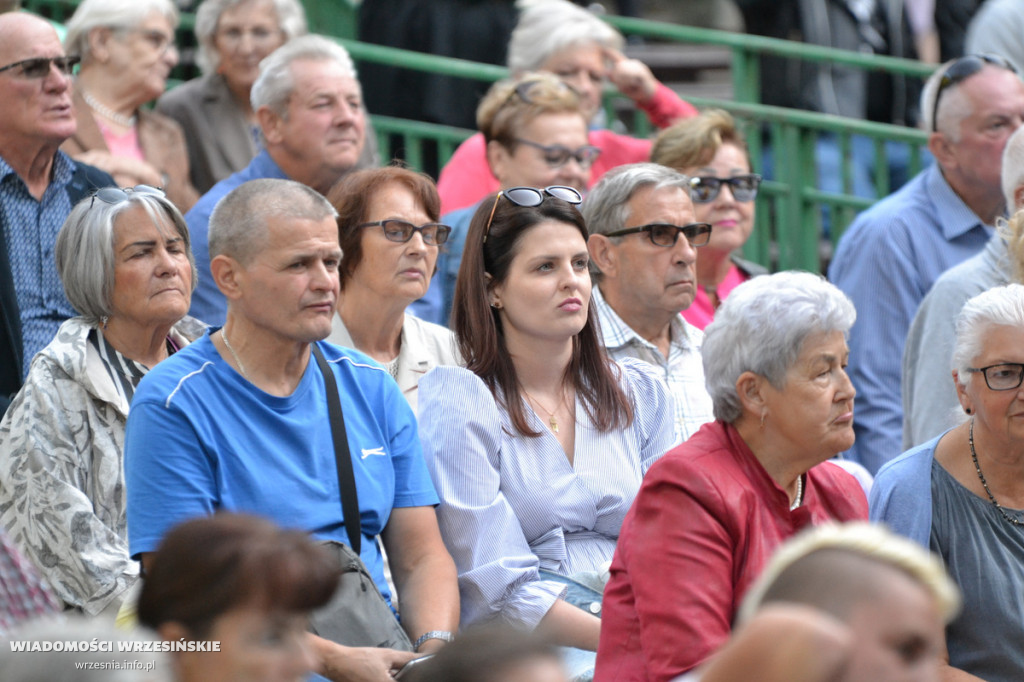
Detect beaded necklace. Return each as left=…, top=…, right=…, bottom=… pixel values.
left=968, top=419, right=1024, bottom=527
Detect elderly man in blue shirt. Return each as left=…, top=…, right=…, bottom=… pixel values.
left=829, top=54, right=1024, bottom=474
left=0, top=12, right=112, bottom=414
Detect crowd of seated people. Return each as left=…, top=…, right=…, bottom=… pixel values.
left=7, top=0, right=1024, bottom=681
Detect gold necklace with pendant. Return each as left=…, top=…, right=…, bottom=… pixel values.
left=523, top=388, right=565, bottom=434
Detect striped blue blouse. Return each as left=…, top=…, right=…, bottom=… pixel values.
left=417, top=358, right=678, bottom=629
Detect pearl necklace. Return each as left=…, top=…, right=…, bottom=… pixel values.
left=968, top=419, right=1024, bottom=527
left=82, top=90, right=137, bottom=128
left=789, top=474, right=804, bottom=511
left=221, top=330, right=250, bottom=381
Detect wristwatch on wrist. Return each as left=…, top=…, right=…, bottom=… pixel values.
left=413, top=630, right=454, bottom=651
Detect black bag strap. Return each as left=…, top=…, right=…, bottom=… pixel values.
left=312, top=344, right=361, bottom=556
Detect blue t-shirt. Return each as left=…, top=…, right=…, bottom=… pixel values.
left=124, top=331, right=438, bottom=604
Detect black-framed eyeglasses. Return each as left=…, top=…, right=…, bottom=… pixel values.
left=513, top=138, right=601, bottom=169
left=689, top=174, right=762, bottom=203
left=483, top=185, right=583, bottom=243
left=965, top=363, right=1024, bottom=391
left=88, top=184, right=165, bottom=208
left=0, top=55, right=80, bottom=79
left=357, top=219, right=452, bottom=246
left=605, top=222, right=713, bottom=248
left=931, top=54, right=1017, bottom=132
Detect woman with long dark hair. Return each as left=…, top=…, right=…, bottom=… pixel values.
left=417, top=187, right=676, bottom=677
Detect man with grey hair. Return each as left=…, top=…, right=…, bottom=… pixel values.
left=828, top=55, right=1024, bottom=474
left=903, top=124, right=1024, bottom=449
left=583, top=162, right=713, bottom=441
left=0, top=12, right=114, bottom=415
left=124, top=178, right=459, bottom=682
left=185, top=33, right=367, bottom=327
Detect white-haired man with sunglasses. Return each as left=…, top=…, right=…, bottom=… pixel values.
left=0, top=12, right=113, bottom=416
left=184, top=34, right=368, bottom=328
left=584, top=162, right=714, bottom=442
left=829, top=54, right=1024, bottom=476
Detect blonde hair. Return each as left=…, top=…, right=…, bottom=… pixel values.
left=650, top=108, right=747, bottom=170
left=738, top=522, right=961, bottom=626
left=476, top=71, right=585, bottom=145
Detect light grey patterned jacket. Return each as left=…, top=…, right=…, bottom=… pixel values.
left=0, top=316, right=204, bottom=615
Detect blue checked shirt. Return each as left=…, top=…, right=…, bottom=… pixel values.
left=0, top=151, right=78, bottom=379
left=592, top=286, right=714, bottom=442
left=829, top=163, right=993, bottom=474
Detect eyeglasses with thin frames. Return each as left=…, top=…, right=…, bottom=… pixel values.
left=0, top=55, right=80, bottom=79
left=965, top=363, right=1024, bottom=391
left=513, top=138, right=601, bottom=169
left=357, top=220, right=452, bottom=246
left=689, top=174, right=762, bottom=203
left=89, top=184, right=166, bottom=209
left=482, top=185, right=583, bottom=243
left=931, top=54, right=1017, bottom=132
left=605, top=222, right=713, bottom=248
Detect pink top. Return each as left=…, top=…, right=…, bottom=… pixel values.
left=97, top=121, right=146, bottom=162
left=682, top=263, right=750, bottom=330
left=436, top=83, right=697, bottom=214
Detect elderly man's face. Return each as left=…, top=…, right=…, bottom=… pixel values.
left=233, top=213, right=341, bottom=345
left=263, top=57, right=366, bottom=192
left=942, top=65, right=1024, bottom=196
left=0, top=14, right=76, bottom=150
left=597, top=185, right=699, bottom=322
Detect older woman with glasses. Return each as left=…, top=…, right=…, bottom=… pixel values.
left=0, top=186, right=202, bottom=617
left=326, top=167, right=461, bottom=410
left=155, top=0, right=300, bottom=194
left=650, top=109, right=765, bottom=330
left=418, top=185, right=676, bottom=679
left=412, top=71, right=594, bottom=326
left=436, top=0, right=696, bottom=216
left=872, top=283, right=1024, bottom=681
left=595, top=271, right=868, bottom=681
left=62, top=0, right=199, bottom=212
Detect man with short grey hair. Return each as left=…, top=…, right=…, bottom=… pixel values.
left=583, top=162, right=714, bottom=441
left=126, top=178, right=459, bottom=682
left=185, top=34, right=368, bottom=326
left=829, top=55, right=1024, bottom=474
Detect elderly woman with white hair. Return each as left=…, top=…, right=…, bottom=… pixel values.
left=436, top=0, right=697, bottom=214
left=0, top=186, right=202, bottom=617
left=155, top=0, right=305, bottom=194
left=595, top=271, right=868, bottom=682
left=61, top=0, right=199, bottom=212
left=873, top=283, right=1024, bottom=681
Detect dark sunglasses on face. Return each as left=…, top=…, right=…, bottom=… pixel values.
left=931, top=53, right=1018, bottom=132
left=514, top=138, right=602, bottom=169
left=357, top=219, right=452, bottom=246
left=483, top=185, right=583, bottom=242
left=605, top=222, right=713, bottom=248
left=0, top=55, right=80, bottom=79
left=965, top=363, right=1024, bottom=391
left=88, top=184, right=165, bottom=208
left=688, top=174, right=762, bottom=203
